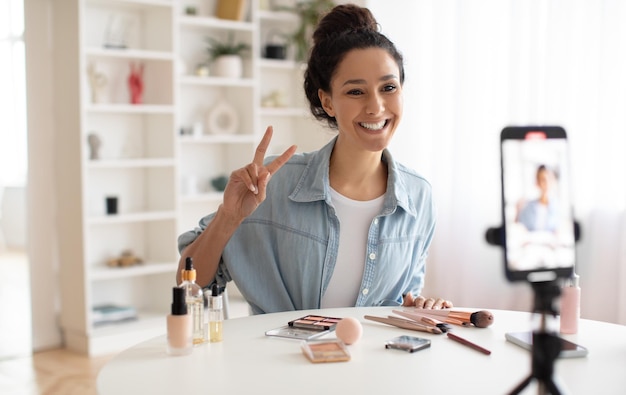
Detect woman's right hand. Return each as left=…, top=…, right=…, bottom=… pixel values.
left=220, top=126, right=297, bottom=223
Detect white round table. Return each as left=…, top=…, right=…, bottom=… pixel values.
left=97, top=307, right=626, bottom=395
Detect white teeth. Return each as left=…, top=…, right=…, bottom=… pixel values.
left=360, top=120, right=386, bottom=130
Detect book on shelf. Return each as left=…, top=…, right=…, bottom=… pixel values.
left=92, top=304, right=138, bottom=326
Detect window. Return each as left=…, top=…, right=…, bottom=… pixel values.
left=0, top=0, right=27, bottom=186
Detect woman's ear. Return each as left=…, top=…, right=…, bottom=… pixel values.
left=318, top=89, right=335, bottom=117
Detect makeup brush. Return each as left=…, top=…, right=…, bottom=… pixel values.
left=403, top=309, right=494, bottom=328
left=364, top=315, right=443, bottom=334
left=392, top=310, right=452, bottom=332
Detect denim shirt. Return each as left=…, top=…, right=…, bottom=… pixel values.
left=178, top=137, right=436, bottom=314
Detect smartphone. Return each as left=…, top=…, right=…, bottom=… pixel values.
left=385, top=335, right=431, bottom=353
left=500, top=126, right=576, bottom=282
left=505, top=331, right=588, bottom=358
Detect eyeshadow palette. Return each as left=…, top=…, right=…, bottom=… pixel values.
left=265, top=325, right=332, bottom=341
left=288, top=315, right=342, bottom=331
left=265, top=315, right=342, bottom=340
left=301, top=339, right=351, bottom=363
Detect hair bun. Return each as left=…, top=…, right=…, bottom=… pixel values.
left=312, top=4, right=378, bottom=45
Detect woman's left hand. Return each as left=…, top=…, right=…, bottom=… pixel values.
left=402, top=294, right=453, bottom=309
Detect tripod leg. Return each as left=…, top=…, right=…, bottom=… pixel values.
left=509, top=376, right=533, bottom=395
left=543, top=379, right=562, bottom=395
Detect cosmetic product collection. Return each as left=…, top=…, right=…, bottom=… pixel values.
left=166, top=296, right=591, bottom=365
left=166, top=258, right=225, bottom=355
left=165, top=268, right=585, bottom=363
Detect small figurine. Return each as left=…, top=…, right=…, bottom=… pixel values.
left=107, top=249, right=143, bottom=268
left=128, top=62, right=144, bottom=104
left=87, top=63, right=108, bottom=103
left=87, top=133, right=102, bottom=160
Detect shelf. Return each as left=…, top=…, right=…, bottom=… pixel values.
left=57, top=0, right=318, bottom=356
left=86, top=0, right=173, bottom=8
left=87, top=158, right=175, bottom=169
left=178, top=15, right=254, bottom=31
left=259, top=58, right=303, bottom=70
left=88, top=211, right=177, bottom=225
left=179, top=74, right=255, bottom=88
left=85, top=312, right=167, bottom=356
left=85, top=46, right=174, bottom=61
left=85, top=104, right=175, bottom=114
left=260, top=107, right=308, bottom=117
left=257, top=10, right=299, bottom=23
left=180, top=191, right=224, bottom=203
left=90, top=261, right=178, bottom=281
left=179, top=134, right=256, bottom=144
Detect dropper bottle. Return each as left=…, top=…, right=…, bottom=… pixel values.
left=209, top=283, right=223, bottom=342
left=179, top=257, right=205, bottom=345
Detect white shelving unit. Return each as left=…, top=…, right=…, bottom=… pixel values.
left=54, top=0, right=332, bottom=356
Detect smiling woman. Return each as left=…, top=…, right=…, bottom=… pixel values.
left=177, top=4, right=453, bottom=316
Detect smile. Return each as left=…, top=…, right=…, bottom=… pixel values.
left=359, top=120, right=388, bottom=131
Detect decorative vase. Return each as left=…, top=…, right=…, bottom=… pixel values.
left=212, top=55, right=243, bottom=78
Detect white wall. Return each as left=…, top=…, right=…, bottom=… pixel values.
left=1, top=186, right=27, bottom=248
left=25, top=0, right=62, bottom=351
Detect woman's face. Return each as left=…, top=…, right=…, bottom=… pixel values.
left=536, top=168, right=554, bottom=194
left=319, top=48, right=403, bottom=153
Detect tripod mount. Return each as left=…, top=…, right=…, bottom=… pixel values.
left=509, top=280, right=563, bottom=395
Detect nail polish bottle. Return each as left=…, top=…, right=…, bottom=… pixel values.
left=167, top=287, right=192, bottom=356
left=560, top=274, right=581, bottom=334
left=209, top=283, right=223, bottom=342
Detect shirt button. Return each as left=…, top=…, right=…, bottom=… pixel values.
left=362, top=288, right=369, bottom=295
left=369, top=252, right=376, bottom=260
left=374, top=218, right=379, bottom=225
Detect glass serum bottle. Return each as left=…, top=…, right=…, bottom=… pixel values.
left=179, top=257, right=205, bottom=345
left=209, top=283, right=224, bottom=342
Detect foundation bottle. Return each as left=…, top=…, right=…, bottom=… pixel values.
left=166, top=287, right=192, bottom=356
left=560, top=274, right=581, bottom=334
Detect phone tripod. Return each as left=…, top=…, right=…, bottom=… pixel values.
left=509, top=280, right=563, bottom=395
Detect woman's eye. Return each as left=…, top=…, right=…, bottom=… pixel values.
left=347, top=89, right=363, bottom=96
left=382, top=84, right=397, bottom=92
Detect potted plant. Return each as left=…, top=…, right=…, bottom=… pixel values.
left=205, top=33, right=250, bottom=78
left=279, top=0, right=335, bottom=62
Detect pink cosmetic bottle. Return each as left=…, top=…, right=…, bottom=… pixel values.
left=167, top=287, right=193, bottom=356
left=560, top=274, right=581, bottom=334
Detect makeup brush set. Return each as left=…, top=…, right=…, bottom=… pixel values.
left=364, top=309, right=494, bottom=335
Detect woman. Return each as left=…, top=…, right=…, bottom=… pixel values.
left=517, top=164, right=561, bottom=232
left=177, top=4, right=452, bottom=314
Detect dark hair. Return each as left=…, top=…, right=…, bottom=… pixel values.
left=303, top=4, right=405, bottom=129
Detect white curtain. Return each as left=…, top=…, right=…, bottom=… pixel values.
left=369, top=0, right=626, bottom=324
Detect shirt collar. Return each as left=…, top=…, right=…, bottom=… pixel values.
left=289, top=137, right=418, bottom=218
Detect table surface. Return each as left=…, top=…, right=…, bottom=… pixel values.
left=97, top=307, right=626, bottom=395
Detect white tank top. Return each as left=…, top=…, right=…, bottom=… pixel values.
left=321, top=187, right=385, bottom=308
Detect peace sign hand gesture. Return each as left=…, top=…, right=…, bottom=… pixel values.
left=220, top=126, right=297, bottom=223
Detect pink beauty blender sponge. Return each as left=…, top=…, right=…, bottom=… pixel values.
left=335, top=317, right=363, bottom=345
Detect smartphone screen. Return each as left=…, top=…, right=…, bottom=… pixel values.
left=500, top=126, right=576, bottom=282
left=505, top=331, right=588, bottom=358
